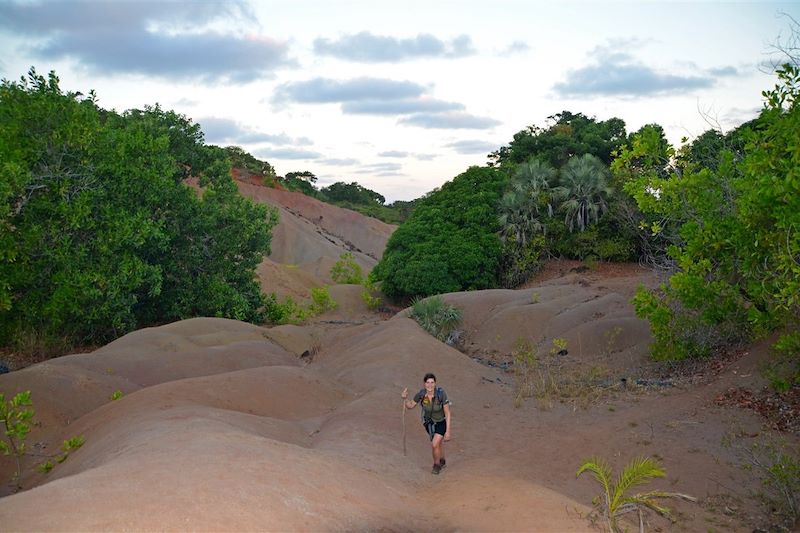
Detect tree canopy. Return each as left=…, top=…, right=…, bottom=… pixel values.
left=489, top=111, right=627, bottom=169
left=319, top=181, right=385, bottom=205
left=371, top=166, right=506, bottom=299
left=0, top=69, right=277, bottom=349
left=626, top=63, right=800, bottom=378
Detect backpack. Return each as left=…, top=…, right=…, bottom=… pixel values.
left=416, top=387, right=447, bottom=422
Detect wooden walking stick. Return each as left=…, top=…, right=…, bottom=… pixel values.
left=402, top=397, right=407, bottom=456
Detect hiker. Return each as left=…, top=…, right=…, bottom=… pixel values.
left=401, top=373, right=451, bottom=474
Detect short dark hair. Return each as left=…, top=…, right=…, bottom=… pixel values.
left=423, top=373, right=436, bottom=383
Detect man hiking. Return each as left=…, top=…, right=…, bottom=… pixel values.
left=401, top=373, right=451, bottom=474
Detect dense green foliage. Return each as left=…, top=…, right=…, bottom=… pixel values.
left=489, top=111, right=627, bottom=168
left=316, top=181, right=414, bottom=224
left=327, top=199, right=413, bottom=226
left=224, top=146, right=277, bottom=179
left=281, top=170, right=317, bottom=196
left=319, top=181, right=385, bottom=205
left=371, top=166, right=506, bottom=299
left=626, top=64, right=800, bottom=373
left=374, top=113, right=638, bottom=298
left=0, top=69, right=278, bottom=349
left=495, top=150, right=635, bottom=287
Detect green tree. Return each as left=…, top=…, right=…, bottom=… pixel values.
left=629, top=63, right=800, bottom=366
left=497, top=190, right=543, bottom=246
left=223, top=145, right=276, bottom=178
left=372, top=166, right=506, bottom=300
left=320, top=181, right=385, bottom=205
left=120, top=104, right=211, bottom=181
left=0, top=68, right=277, bottom=350
left=496, top=159, right=556, bottom=287
left=283, top=170, right=318, bottom=196
left=489, top=111, right=627, bottom=168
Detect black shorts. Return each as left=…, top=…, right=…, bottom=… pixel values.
left=423, top=419, right=446, bottom=440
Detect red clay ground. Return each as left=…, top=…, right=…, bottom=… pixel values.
left=1, top=263, right=796, bottom=531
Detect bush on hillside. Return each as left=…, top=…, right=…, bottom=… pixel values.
left=626, top=64, right=800, bottom=367
left=371, top=166, right=506, bottom=300
left=0, top=69, right=277, bottom=350
left=330, top=252, right=364, bottom=284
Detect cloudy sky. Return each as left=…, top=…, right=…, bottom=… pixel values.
left=1, top=1, right=797, bottom=202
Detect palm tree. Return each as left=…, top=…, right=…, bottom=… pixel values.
left=512, top=158, right=557, bottom=217
left=497, top=158, right=556, bottom=245
left=497, top=189, right=543, bottom=246
left=577, top=456, right=696, bottom=533
left=553, top=154, right=613, bottom=232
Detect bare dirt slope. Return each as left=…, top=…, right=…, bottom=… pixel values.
left=0, top=264, right=792, bottom=531
left=234, top=180, right=395, bottom=291
left=186, top=176, right=396, bottom=297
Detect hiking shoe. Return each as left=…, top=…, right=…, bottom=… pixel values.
left=432, top=463, right=441, bottom=475
left=439, top=458, right=446, bottom=469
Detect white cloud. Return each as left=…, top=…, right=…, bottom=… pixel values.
left=554, top=41, right=716, bottom=97
left=314, top=32, right=475, bottom=62
left=399, top=112, right=501, bottom=130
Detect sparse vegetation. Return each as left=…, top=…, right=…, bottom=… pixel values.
left=264, top=287, right=338, bottom=325
left=360, top=278, right=383, bottom=310
left=577, top=455, right=696, bottom=532
left=731, top=435, right=800, bottom=530
left=550, top=337, right=568, bottom=356
left=512, top=337, right=618, bottom=409
left=330, top=253, right=364, bottom=285
left=604, top=326, right=624, bottom=356
left=309, top=286, right=337, bottom=315
left=1, top=390, right=84, bottom=490
left=0, top=391, right=33, bottom=489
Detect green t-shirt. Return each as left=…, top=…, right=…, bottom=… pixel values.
left=413, top=388, right=450, bottom=423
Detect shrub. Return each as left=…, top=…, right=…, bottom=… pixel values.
left=0, top=390, right=33, bottom=489
left=632, top=280, right=752, bottom=361
left=264, top=294, right=308, bottom=325
left=409, top=295, right=462, bottom=342
left=264, top=287, right=337, bottom=325
left=373, top=166, right=506, bottom=300
left=309, top=286, right=337, bottom=314
left=1, top=390, right=84, bottom=490
left=730, top=434, right=800, bottom=531
left=624, top=64, right=800, bottom=372
left=360, top=278, right=382, bottom=310
left=764, top=331, right=800, bottom=392
left=330, top=252, right=364, bottom=284
left=499, top=235, right=546, bottom=289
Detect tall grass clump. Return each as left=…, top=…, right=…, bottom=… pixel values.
left=410, top=295, right=462, bottom=342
